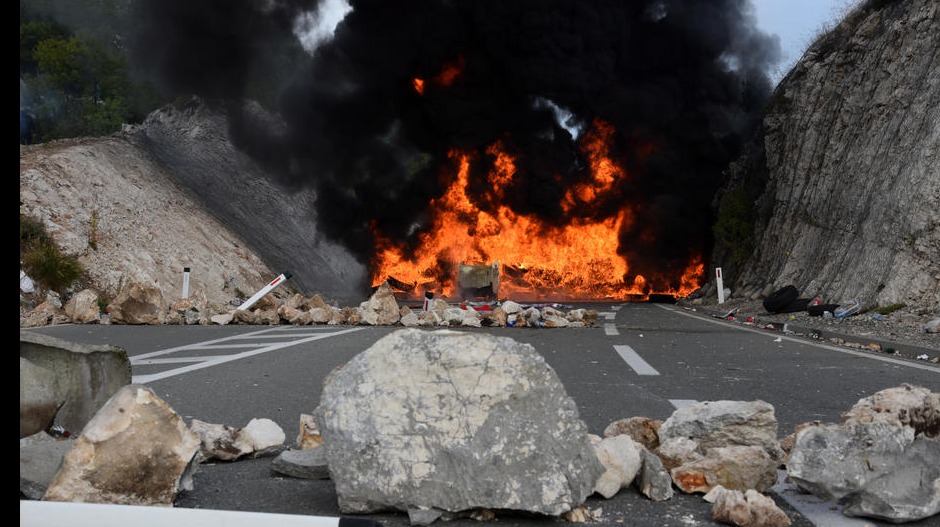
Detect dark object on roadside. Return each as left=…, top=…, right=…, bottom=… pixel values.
left=458, top=262, right=500, bottom=300
left=647, top=293, right=676, bottom=304
left=386, top=276, right=415, bottom=292
left=808, top=303, right=841, bottom=317
left=776, top=297, right=811, bottom=314
left=762, top=285, right=799, bottom=313
left=502, top=264, right=528, bottom=279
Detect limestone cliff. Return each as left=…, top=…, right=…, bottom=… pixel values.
left=19, top=97, right=367, bottom=308
left=124, top=97, right=367, bottom=303
left=718, top=0, right=939, bottom=310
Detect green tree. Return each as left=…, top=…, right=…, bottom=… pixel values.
left=20, top=0, right=164, bottom=143
left=33, top=36, right=85, bottom=93
left=712, top=188, right=755, bottom=273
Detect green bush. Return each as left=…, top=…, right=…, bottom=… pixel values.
left=875, top=303, right=906, bottom=315
left=20, top=213, right=86, bottom=295
left=20, top=213, right=53, bottom=248
left=22, top=240, right=85, bottom=294
left=97, top=294, right=111, bottom=314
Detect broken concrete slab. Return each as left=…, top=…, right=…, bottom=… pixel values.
left=20, top=331, right=131, bottom=437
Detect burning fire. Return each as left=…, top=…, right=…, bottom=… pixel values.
left=372, top=119, right=704, bottom=301
left=413, top=56, right=465, bottom=96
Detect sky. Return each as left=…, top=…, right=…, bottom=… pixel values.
left=751, top=0, right=860, bottom=82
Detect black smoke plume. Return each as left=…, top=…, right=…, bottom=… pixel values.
left=129, top=0, right=781, bottom=292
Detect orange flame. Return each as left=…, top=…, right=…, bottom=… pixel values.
left=563, top=119, right=624, bottom=212
left=412, top=56, right=465, bottom=96
left=372, top=120, right=704, bottom=301
left=434, top=55, right=465, bottom=87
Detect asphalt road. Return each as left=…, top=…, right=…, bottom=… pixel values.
left=22, top=302, right=940, bottom=527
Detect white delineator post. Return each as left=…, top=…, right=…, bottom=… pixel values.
left=423, top=291, right=434, bottom=312
left=716, top=267, right=725, bottom=304
left=181, top=267, right=191, bottom=299
left=237, top=271, right=292, bottom=311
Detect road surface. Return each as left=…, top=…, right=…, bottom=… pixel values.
left=22, top=302, right=940, bottom=527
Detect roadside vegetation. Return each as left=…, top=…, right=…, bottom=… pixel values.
left=20, top=213, right=86, bottom=296
left=712, top=187, right=755, bottom=278
left=20, top=0, right=307, bottom=145
left=19, top=0, right=163, bottom=144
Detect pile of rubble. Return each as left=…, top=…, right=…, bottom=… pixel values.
left=19, top=280, right=599, bottom=329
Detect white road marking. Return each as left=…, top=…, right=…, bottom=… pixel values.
left=131, top=327, right=364, bottom=384
left=612, top=304, right=623, bottom=311
left=613, top=344, right=660, bottom=375
left=599, top=311, right=617, bottom=320
left=655, top=304, right=940, bottom=373
left=134, top=356, right=232, bottom=365
left=604, top=323, right=619, bottom=336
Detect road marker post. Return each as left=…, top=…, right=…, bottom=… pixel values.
left=716, top=267, right=725, bottom=304
left=182, top=267, right=191, bottom=299
left=237, top=271, right=292, bottom=311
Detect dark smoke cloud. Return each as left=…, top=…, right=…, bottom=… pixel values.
left=129, top=0, right=781, bottom=291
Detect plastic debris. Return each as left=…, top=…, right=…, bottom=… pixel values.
left=834, top=299, right=861, bottom=319
left=46, top=423, right=71, bottom=438
left=20, top=270, right=35, bottom=293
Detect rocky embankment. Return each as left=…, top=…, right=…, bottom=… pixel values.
left=715, top=0, right=939, bottom=313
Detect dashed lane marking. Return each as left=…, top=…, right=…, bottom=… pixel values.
left=131, top=327, right=364, bottom=384
left=599, top=311, right=617, bottom=320
left=604, top=323, right=619, bottom=336
left=613, top=344, right=660, bottom=375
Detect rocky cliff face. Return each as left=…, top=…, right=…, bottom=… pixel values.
left=721, top=0, right=939, bottom=311
left=124, top=97, right=367, bottom=303
left=20, top=134, right=276, bottom=309
left=20, top=97, right=366, bottom=308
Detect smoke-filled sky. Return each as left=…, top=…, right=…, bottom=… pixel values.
left=128, top=0, right=793, bottom=289
left=307, top=0, right=858, bottom=84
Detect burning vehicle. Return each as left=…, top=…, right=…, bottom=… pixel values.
left=457, top=261, right=500, bottom=300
